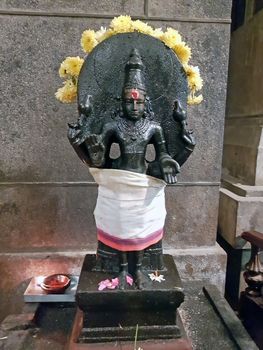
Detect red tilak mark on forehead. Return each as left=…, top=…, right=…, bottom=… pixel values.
left=131, top=89, right=139, bottom=100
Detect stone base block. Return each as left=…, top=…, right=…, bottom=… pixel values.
left=71, top=309, right=191, bottom=349
left=76, top=254, right=184, bottom=342
left=77, top=255, right=184, bottom=310
left=218, top=187, right=263, bottom=247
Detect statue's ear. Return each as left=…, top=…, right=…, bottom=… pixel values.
left=144, top=96, right=154, bottom=120
left=118, top=101, right=124, bottom=118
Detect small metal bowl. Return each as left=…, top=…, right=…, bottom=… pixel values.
left=40, top=274, right=71, bottom=294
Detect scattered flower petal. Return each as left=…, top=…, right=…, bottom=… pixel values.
left=98, top=277, right=119, bottom=290
left=126, top=275, right=133, bottom=286
left=155, top=274, right=165, bottom=282
left=108, top=277, right=119, bottom=289
left=98, top=279, right=111, bottom=291
left=148, top=273, right=165, bottom=283
left=148, top=273, right=155, bottom=281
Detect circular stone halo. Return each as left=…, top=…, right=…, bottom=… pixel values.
left=78, top=32, right=187, bottom=106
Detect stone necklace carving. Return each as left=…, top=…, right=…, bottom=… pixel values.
left=117, top=117, right=150, bottom=141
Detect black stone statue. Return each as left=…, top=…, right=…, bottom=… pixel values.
left=68, top=34, right=195, bottom=290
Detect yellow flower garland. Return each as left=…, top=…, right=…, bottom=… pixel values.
left=59, top=56, right=84, bottom=78
left=110, top=15, right=133, bottom=33
left=81, top=30, right=97, bottom=53
left=55, top=79, right=77, bottom=103
left=56, top=15, right=203, bottom=105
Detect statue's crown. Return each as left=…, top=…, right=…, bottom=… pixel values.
left=124, top=49, right=146, bottom=91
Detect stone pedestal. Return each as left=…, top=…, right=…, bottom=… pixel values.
left=76, top=254, right=184, bottom=343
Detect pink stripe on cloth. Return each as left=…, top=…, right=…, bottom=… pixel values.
left=97, top=228, right=164, bottom=251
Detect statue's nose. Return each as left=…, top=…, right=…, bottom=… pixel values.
left=132, top=100, right=137, bottom=110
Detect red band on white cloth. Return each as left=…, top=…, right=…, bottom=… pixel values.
left=89, top=168, right=167, bottom=252
left=97, top=228, right=164, bottom=251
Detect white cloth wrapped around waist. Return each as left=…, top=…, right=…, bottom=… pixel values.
left=89, top=168, right=167, bottom=251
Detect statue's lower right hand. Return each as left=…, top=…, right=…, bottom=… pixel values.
left=160, top=155, right=180, bottom=184
left=85, top=134, right=105, bottom=167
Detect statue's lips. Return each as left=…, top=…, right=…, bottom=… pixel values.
left=129, top=114, right=140, bottom=119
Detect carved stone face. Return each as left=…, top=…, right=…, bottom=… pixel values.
left=123, top=88, right=146, bottom=121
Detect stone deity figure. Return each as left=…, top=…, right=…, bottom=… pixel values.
left=68, top=49, right=195, bottom=289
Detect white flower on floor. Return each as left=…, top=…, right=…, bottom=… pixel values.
left=148, top=272, right=165, bottom=283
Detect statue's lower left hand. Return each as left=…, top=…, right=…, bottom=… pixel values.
left=160, top=156, right=180, bottom=184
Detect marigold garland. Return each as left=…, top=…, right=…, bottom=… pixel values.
left=55, top=79, right=77, bottom=103
left=81, top=30, right=97, bottom=53
left=151, top=27, right=163, bottom=40
left=131, top=20, right=153, bottom=35
left=59, top=56, right=84, bottom=78
left=56, top=15, right=203, bottom=105
left=161, top=27, right=182, bottom=48
left=110, top=15, right=133, bottom=33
